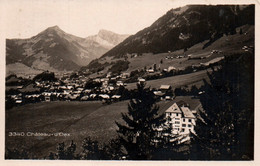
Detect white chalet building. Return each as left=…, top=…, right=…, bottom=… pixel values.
left=163, top=100, right=196, bottom=135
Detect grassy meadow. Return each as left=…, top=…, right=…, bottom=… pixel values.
left=6, top=101, right=129, bottom=158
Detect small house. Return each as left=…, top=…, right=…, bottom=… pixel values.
left=159, top=85, right=172, bottom=93
left=111, top=95, right=121, bottom=101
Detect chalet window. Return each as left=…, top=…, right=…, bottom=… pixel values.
left=188, top=124, right=192, bottom=127
left=189, top=119, right=192, bottom=122
left=181, top=129, right=185, bottom=132
left=175, top=121, right=180, bottom=124
left=175, top=118, right=180, bottom=120
left=182, top=124, right=186, bottom=127
left=176, top=113, right=179, bottom=116
left=183, top=119, right=185, bottom=122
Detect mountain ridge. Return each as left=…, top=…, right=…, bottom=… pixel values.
left=6, top=26, right=130, bottom=75
left=101, top=5, right=254, bottom=59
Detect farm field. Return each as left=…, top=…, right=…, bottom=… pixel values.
left=5, top=101, right=129, bottom=158
left=125, top=69, right=210, bottom=90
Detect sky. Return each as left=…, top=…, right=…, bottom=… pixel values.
left=0, top=0, right=256, bottom=39
left=1, top=0, right=180, bottom=38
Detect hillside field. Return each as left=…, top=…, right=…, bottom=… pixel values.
left=90, top=25, right=253, bottom=77
left=5, top=101, right=129, bottom=158
left=125, top=69, right=210, bottom=90
left=5, top=96, right=200, bottom=158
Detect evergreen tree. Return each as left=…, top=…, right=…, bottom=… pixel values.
left=5, top=148, right=30, bottom=159
left=190, top=85, right=199, bottom=96
left=239, top=28, right=243, bottom=35
left=115, top=83, right=166, bottom=160
left=49, top=141, right=77, bottom=159
left=81, top=137, right=101, bottom=160
left=152, top=117, right=182, bottom=160
left=188, top=53, right=254, bottom=160
left=102, top=137, right=125, bottom=160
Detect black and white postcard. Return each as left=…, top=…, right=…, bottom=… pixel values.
left=1, top=0, right=259, bottom=165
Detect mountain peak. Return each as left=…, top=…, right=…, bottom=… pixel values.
left=46, top=25, right=63, bottom=32
left=98, top=29, right=117, bottom=36
left=38, top=25, right=66, bottom=37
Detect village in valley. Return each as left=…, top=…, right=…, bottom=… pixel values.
left=5, top=47, right=228, bottom=148
left=5, top=3, right=254, bottom=160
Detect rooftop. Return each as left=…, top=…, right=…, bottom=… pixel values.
left=157, top=96, right=201, bottom=115
left=180, top=106, right=195, bottom=119
left=160, top=85, right=171, bottom=90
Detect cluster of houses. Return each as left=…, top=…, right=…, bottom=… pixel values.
left=7, top=71, right=178, bottom=106
left=242, top=45, right=254, bottom=52
left=7, top=72, right=133, bottom=105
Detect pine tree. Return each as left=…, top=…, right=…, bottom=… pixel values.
left=81, top=137, right=101, bottom=159
left=188, top=53, right=254, bottom=160
left=102, top=137, right=125, bottom=160
left=115, top=83, right=166, bottom=160
left=49, top=141, right=77, bottom=159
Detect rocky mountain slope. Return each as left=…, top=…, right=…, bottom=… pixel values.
left=86, top=29, right=130, bottom=49
left=6, top=26, right=129, bottom=74
left=102, top=5, right=254, bottom=58
left=82, top=5, right=254, bottom=78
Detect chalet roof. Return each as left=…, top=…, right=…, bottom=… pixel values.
left=160, top=85, right=171, bottom=90
left=176, top=100, right=189, bottom=107
left=153, top=91, right=165, bottom=96
left=157, top=96, right=201, bottom=116
left=99, top=94, right=110, bottom=99
left=112, top=95, right=121, bottom=99
left=158, top=102, right=182, bottom=114
left=180, top=106, right=195, bottom=119
left=174, top=96, right=201, bottom=110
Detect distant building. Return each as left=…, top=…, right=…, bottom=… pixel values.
left=45, top=96, right=51, bottom=102
left=159, top=85, right=172, bottom=93
left=168, top=66, right=176, bottom=72
left=99, top=94, right=110, bottom=99
left=138, top=78, right=146, bottom=83
left=80, top=95, right=89, bottom=101
left=111, top=95, right=121, bottom=101
left=116, top=81, right=124, bottom=86
left=147, top=69, right=154, bottom=73
left=153, top=91, right=165, bottom=100
left=43, top=92, right=52, bottom=102
left=15, top=98, right=23, bottom=104
left=121, top=73, right=130, bottom=79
